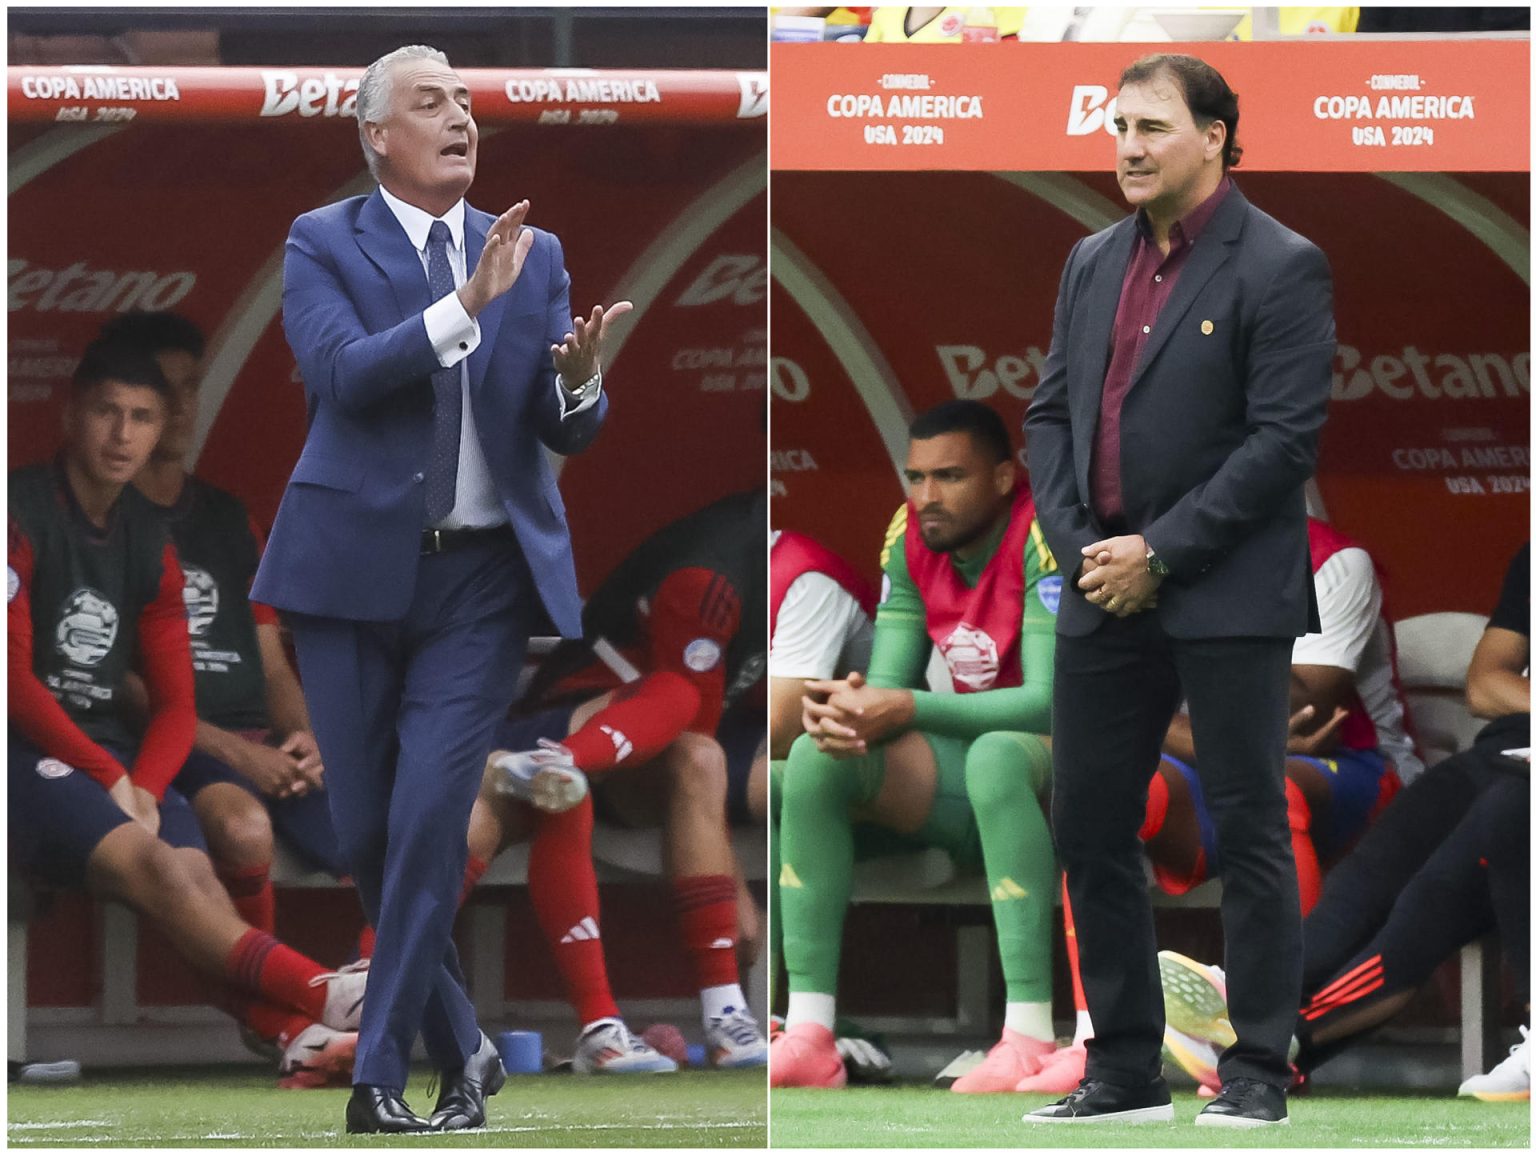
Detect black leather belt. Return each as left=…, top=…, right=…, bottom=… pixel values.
left=420, top=526, right=512, bottom=555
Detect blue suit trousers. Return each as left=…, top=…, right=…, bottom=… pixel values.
left=288, top=534, right=530, bottom=1089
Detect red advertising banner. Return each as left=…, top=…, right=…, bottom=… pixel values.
left=770, top=40, right=1528, bottom=172
left=771, top=169, right=1528, bottom=620
left=10, top=115, right=765, bottom=593
left=9, top=66, right=767, bottom=127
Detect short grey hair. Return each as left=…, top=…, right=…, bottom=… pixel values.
left=357, top=44, right=450, bottom=179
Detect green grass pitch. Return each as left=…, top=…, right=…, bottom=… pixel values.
left=770, top=1087, right=1531, bottom=1149
left=8, top=1065, right=766, bottom=1148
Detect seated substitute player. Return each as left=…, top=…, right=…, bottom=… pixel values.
left=765, top=530, right=885, bottom=1074
left=439, top=489, right=771, bottom=1069
left=1028, top=516, right=1418, bottom=1094
left=8, top=338, right=367, bottom=1088
left=110, top=312, right=347, bottom=943
left=772, top=400, right=1060, bottom=1092
left=1160, top=542, right=1530, bottom=1100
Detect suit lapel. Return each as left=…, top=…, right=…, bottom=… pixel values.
left=1077, top=219, right=1137, bottom=404
left=1128, top=187, right=1247, bottom=390
left=355, top=189, right=431, bottom=322
left=463, top=206, right=505, bottom=397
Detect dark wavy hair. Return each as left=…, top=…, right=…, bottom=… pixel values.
left=1120, top=53, right=1242, bottom=169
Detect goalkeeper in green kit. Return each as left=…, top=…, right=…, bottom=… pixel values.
left=770, top=401, right=1061, bottom=1091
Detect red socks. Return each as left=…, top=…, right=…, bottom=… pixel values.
left=530, top=798, right=620, bottom=1026
left=563, top=672, right=701, bottom=773
left=218, top=861, right=275, bottom=933
left=224, top=929, right=329, bottom=1022
left=1286, top=778, right=1323, bottom=915
left=1138, top=772, right=1170, bottom=843
left=673, top=875, right=739, bottom=989
left=1061, top=873, right=1089, bottom=1016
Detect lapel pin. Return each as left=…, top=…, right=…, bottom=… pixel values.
left=1200, top=319, right=1214, bottom=335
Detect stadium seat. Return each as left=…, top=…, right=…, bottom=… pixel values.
left=1392, top=611, right=1490, bottom=768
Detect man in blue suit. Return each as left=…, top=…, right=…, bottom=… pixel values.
left=252, top=44, right=629, bottom=1134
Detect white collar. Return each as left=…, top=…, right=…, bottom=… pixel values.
left=377, top=185, right=467, bottom=253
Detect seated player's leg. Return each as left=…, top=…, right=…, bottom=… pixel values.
left=1143, top=757, right=1218, bottom=897
left=1301, top=744, right=1506, bottom=996
left=949, top=731, right=1056, bottom=1093
left=772, top=730, right=941, bottom=1088
left=718, top=700, right=768, bottom=974
left=1295, top=772, right=1525, bottom=1078
left=6, top=741, right=365, bottom=1089
left=174, top=751, right=279, bottom=933
left=480, top=699, right=673, bottom=1074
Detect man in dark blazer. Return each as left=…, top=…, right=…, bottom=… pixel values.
left=1022, top=54, right=1334, bottom=1127
left=252, top=44, right=628, bottom=1134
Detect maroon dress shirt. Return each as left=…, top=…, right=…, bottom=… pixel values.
left=1091, top=177, right=1233, bottom=524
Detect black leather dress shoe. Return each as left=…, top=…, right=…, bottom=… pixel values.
left=429, top=1032, right=507, bottom=1131
left=345, top=1084, right=431, bottom=1134
left=1195, top=1077, right=1289, bottom=1127
left=1023, top=1076, right=1174, bottom=1124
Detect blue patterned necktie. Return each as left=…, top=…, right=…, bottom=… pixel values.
left=424, top=220, right=462, bottom=523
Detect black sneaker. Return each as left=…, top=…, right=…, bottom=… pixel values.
left=1023, top=1077, right=1174, bottom=1124
left=1195, top=1077, right=1290, bottom=1127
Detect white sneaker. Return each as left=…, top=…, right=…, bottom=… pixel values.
left=705, top=1007, right=769, bottom=1068
left=573, top=1019, right=679, bottom=1074
left=311, top=959, right=368, bottom=1032
left=277, top=1022, right=358, bottom=1089
left=1458, top=1026, right=1530, bottom=1101
left=488, top=742, right=589, bottom=813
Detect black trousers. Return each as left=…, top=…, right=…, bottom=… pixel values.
left=1052, top=613, right=1300, bottom=1088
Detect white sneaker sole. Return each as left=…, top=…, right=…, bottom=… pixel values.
left=530, top=767, right=589, bottom=813
left=1195, top=1111, right=1290, bottom=1127
left=1023, top=1103, right=1174, bottom=1125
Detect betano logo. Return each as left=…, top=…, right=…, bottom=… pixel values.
left=674, top=255, right=765, bottom=307
left=259, top=71, right=359, bottom=118
left=10, top=260, right=195, bottom=314
left=937, top=341, right=1530, bottom=402
left=1066, top=85, right=1119, bottom=136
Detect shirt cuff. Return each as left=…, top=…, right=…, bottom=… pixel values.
left=425, top=291, right=480, bottom=368
left=557, top=369, right=603, bottom=420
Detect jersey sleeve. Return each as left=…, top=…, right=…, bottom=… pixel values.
left=129, top=543, right=197, bottom=799
left=1489, top=543, right=1530, bottom=638
left=866, top=506, right=932, bottom=691
left=1290, top=547, right=1379, bottom=672
left=7, top=518, right=128, bottom=789
left=908, top=515, right=1058, bottom=739
left=645, top=565, right=739, bottom=736
left=770, top=572, right=871, bottom=680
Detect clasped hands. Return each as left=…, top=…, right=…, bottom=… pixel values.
left=1079, top=534, right=1161, bottom=618
left=800, top=672, right=914, bottom=758
left=457, top=199, right=633, bottom=387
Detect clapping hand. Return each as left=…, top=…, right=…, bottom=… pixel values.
left=552, top=300, right=634, bottom=387
left=459, top=200, right=535, bottom=317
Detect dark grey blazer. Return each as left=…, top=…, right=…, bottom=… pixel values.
left=1025, top=183, right=1334, bottom=640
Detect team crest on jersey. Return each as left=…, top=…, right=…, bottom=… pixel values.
left=36, top=758, right=73, bottom=779
left=684, top=637, right=723, bottom=672
left=180, top=565, right=219, bottom=637
left=55, top=588, right=119, bottom=667
left=1037, top=575, right=1063, bottom=616
left=939, top=621, right=1000, bottom=690
left=7, top=567, right=18, bottom=604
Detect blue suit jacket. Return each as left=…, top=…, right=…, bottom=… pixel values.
left=1025, top=184, right=1334, bottom=640
left=252, top=189, right=604, bottom=636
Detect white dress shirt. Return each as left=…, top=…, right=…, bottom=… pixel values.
left=378, top=185, right=601, bottom=530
